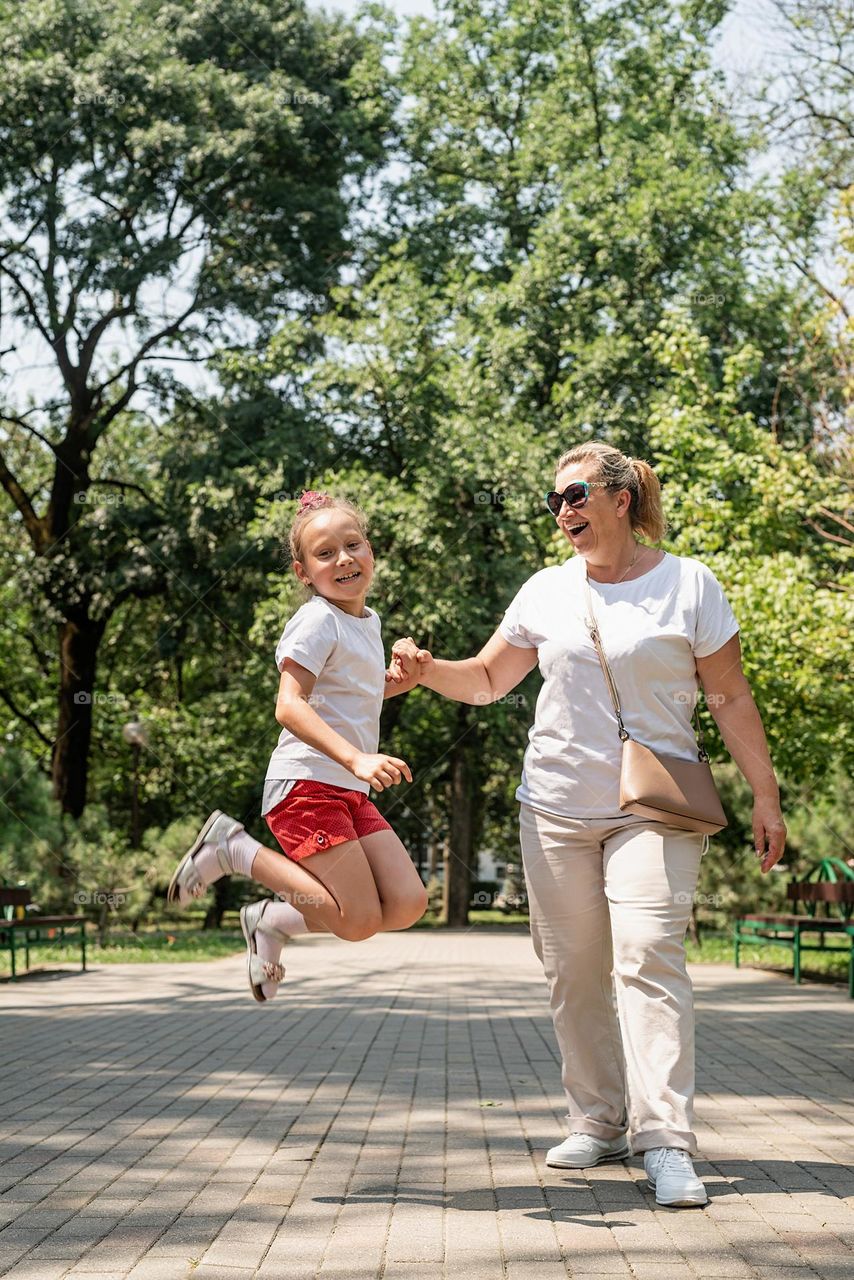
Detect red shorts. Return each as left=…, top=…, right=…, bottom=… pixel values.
left=264, top=780, right=392, bottom=862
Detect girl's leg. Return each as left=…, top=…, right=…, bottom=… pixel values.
left=250, top=838, right=385, bottom=941
left=252, top=830, right=426, bottom=935
left=254, top=828, right=426, bottom=984
left=358, top=828, right=429, bottom=930
left=171, top=811, right=389, bottom=938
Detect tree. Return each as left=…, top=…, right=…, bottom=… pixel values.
left=276, top=0, right=833, bottom=923
left=0, top=0, right=390, bottom=816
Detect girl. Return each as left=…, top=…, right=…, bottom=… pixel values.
left=167, top=491, right=428, bottom=1001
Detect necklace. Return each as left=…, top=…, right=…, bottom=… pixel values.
left=586, top=541, right=648, bottom=585
left=615, top=542, right=642, bottom=583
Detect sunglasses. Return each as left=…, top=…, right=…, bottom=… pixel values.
left=544, top=480, right=609, bottom=517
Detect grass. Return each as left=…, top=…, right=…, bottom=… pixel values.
left=2, top=919, right=850, bottom=986
left=686, top=930, right=850, bottom=981
left=0, top=922, right=245, bottom=974
left=414, top=908, right=532, bottom=929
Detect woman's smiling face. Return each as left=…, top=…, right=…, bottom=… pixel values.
left=552, top=462, right=631, bottom=556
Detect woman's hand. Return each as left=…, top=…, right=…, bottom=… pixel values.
left=391, top=636, right=434, bottom=680
left=351, top=752, right=413, bottom=791
left=753, top=795, right=787, bottom=873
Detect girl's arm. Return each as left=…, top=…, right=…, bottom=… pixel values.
left=695, top=633, right=786, bottom=872
left=276, top=660, right=411, bottom=790
left=393, top=629, right=538, bottom=705
left=383, top=656, right=421, bottom=699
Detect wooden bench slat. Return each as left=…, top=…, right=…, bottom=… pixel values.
left=740, top=914, right=849, bottom=928
left=2, top=915, right=88, bottom=927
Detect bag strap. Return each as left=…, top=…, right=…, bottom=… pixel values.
left=583, top=570, right=709, bottom=762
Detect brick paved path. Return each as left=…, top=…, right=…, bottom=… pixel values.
left=1, top=930, right=853, bottom=1280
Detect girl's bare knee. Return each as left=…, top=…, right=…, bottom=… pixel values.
left=382, top=886, right=429, bottom=932
left=335, top=912, right=383, bottom=942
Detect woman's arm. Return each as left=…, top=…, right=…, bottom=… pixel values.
left=393, top=629, right=538, bottom=705
left=275, top=660, right=411, bottom=790
left=695, top=633, right=786, bottom=871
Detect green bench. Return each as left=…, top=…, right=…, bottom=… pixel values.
left=0, top=886, right=87, bottom=980
left=734, top=864, right=854, bottom=998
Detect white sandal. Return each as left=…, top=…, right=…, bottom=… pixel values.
left=166, top=810, right=244, bottom=906
left=240, top=900, right=288, bottom=1003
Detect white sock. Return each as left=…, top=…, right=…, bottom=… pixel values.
left=255, top=928, right=286, bottom=1001
left=227, top=829, right=262, bottom=877
left=264, top=900, right=310, bottom=937
left=184, top=829, right=261, bottom=900
left=252, top=901, right=306, bottom=1000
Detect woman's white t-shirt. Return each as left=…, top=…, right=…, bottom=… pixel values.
left=498, top=552, right=739, bottom=819
left=265, top=595, right=386, bottom=796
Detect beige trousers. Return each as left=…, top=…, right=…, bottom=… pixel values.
left=519, top=803, right=706, bottom=1154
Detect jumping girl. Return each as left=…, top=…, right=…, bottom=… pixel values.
left=167, top=491, right=428, bottom=1001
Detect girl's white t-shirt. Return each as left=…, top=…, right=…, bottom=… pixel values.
left=498, top=552, right=739, bottom=819
left=265, top=595, right=386, bottom=795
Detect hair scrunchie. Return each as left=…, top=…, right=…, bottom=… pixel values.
left=297, top=490, right=331, bottom=513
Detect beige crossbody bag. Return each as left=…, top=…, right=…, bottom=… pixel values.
left=583, top=573, right=727, bottom=836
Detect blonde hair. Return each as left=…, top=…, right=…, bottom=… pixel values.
left=287, top=491, right=369, bottom=566
left=555, top=442, right=667, bottom=543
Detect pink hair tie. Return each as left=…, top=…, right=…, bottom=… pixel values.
left=297, top=490, right=331, bottom=513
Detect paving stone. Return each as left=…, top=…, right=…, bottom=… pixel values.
left=1, top=934, right=852, bottom=1279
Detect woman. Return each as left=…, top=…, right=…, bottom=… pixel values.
left=394, top=441, right=786, bottom=1208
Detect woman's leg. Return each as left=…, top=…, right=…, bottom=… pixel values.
left=519, top=804, right=628, bottom=1140
left=603, top=821, right=705, bottom=1155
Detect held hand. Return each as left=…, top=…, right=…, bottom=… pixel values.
left=386, top=655, right=419, bottom=696
left=351, top=752, right=413, bottom=792
left=392, top=636, right=434, bottom=681
left=753, top=796, right=787, bottom=873
left=385, top=649, right=418, bottom=690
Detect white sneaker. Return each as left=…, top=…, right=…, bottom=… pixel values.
left=643, top=1147, right=708, bottom=1206
left=546, top=1132, right=630, bottom=1169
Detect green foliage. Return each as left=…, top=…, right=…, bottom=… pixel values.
left=0, top=0, right=850, bottom=931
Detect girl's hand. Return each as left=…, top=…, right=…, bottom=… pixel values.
left=351, top=752, right=413, bottom=791
left=385, top=652, right=412, bottom=685
left=753, top=796, right=787, bottom=873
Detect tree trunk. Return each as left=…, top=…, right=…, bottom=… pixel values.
left=442, top=707, right=480, bottom=927
left=203, top=877, right=230, bottom=929
left=52, top=615, right=106, bottom=819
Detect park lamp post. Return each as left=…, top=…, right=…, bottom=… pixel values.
left=122, top=719, right=149, bottom=849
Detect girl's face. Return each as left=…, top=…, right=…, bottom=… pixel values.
left=293, top=509, right=374, bottom=615
left=552, top=462, right=632, bottom=558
